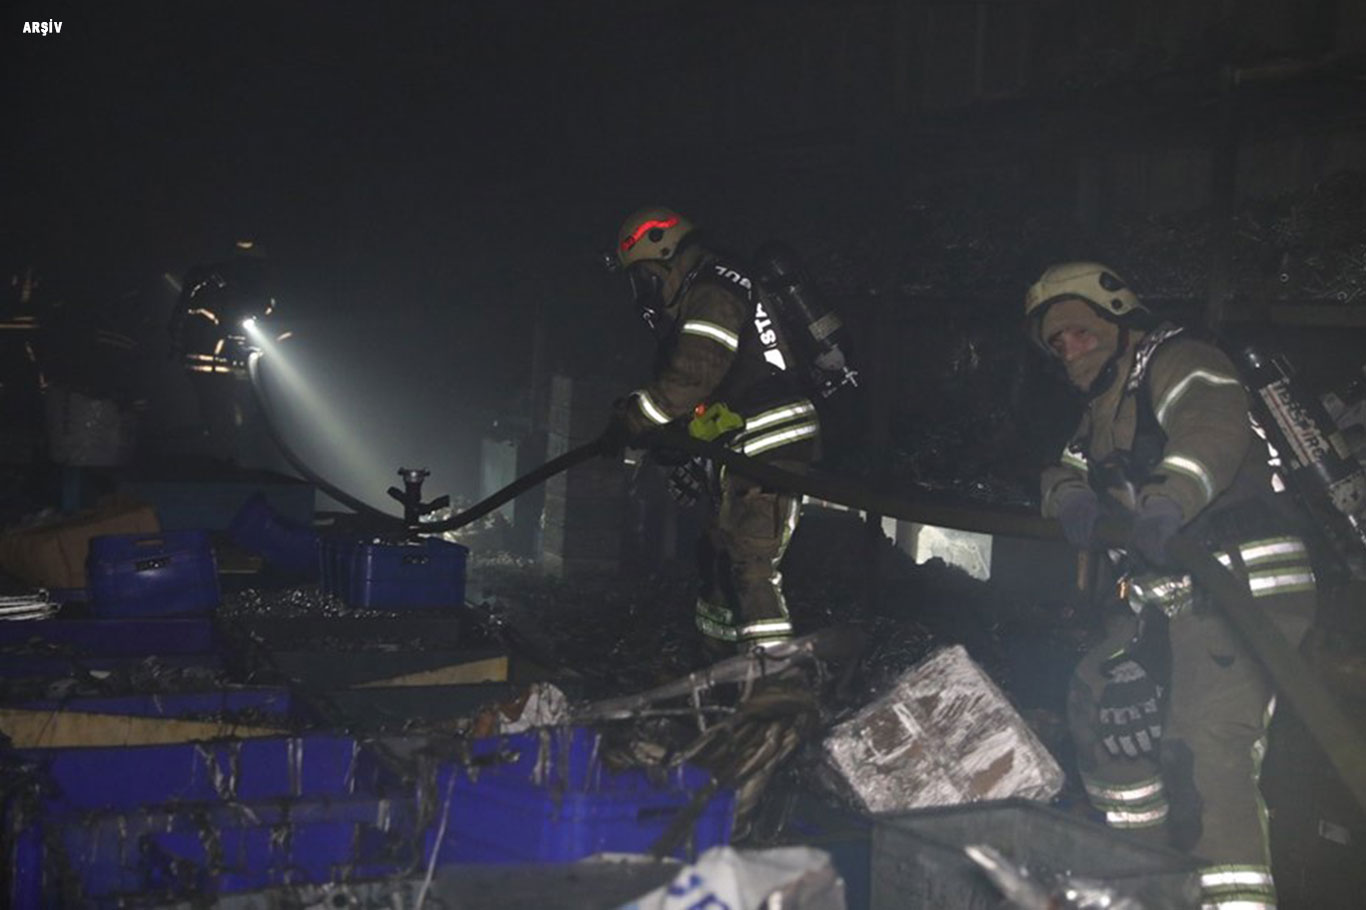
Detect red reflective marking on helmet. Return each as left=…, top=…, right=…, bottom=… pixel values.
left=620, top=216, right=679, bottom=252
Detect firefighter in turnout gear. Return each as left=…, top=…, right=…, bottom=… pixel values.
left=168, top=240, right=278, bottom=464
left=1027, top=262, right=1316, bottom=910
left=603, top=207, right=820, bottom=652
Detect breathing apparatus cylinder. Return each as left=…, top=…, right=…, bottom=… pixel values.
left=752, top=242, right=859, bottom=400
left=1238, top=345, right=1366, bottom=578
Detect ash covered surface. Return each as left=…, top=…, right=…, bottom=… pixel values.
left=218, top=585, right=357, bottom=619
left=452, top=503, right=1094, bottom=834
left=465, top=506, right=1088, bottom=717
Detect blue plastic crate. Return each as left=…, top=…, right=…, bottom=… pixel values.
left=117, top=471, right=314, bottom=532
left=86, top=530, right=220, bottom=617
left=0, top=617, right=216, bottom=654
left=319, top=535, right=359, bottom=598
left=346, top=538, right=467, bottom=611
left=18, top=735, right=395, bottom=811
left=12, top=796, right=417, bottom=907
left=429, top=727, right=734, bottom=863
left=6, top=736, right=406, bottom=908
left=0, top=653, right=226, bottom=681
left=0, top=616, right=222, bottom=680
left=228, top=493, right=320, bottom=579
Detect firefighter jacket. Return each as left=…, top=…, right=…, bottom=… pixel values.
left=170, top=255, right=274, bottom=374
left=624, top=246, right=819, bottom=461
left=1042, top=324, right=1312, bottom=615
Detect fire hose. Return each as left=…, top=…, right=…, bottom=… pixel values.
left=247, top=352, right=616, bottom=534
left=650, top=428, right=1366, bottom=814
left=247, top=355, right=1366, bottom=811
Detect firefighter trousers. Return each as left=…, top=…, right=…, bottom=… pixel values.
left=1068, top=551, right=1315, bottom=910
left=694, top=464, right=802, bottom=651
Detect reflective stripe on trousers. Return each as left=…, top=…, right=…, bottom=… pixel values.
left=696, top=474, right=802, bottom=648
left=1199, top=863, right=1276, bottom=909
left=1082, top=773, right=1169, bottom=829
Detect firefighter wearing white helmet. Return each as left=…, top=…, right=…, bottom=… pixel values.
left=602, top=207, right=820, bottom=655
left=1024, top=262, right=1151, bottom=397
left=1028, top=262, right=1316, bottom=910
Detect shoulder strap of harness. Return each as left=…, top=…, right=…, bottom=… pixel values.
left=664, top=258, right=709, bottom=314
left=1127, top=323, right=1184, bottom=481
left=1125, top=323, right=1184, bottom=394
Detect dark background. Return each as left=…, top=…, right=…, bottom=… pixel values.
left=5, top=0, right=1366, bottom=505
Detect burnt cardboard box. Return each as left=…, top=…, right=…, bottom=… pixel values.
left=0, top=500, right=159, bottom=590
left=822, top=644, right=1064, bottom=814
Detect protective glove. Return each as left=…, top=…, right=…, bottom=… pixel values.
left=1054, top=487, right=1100, bottom=549
left=651, top=447, right=691, bottom=468
left=666, top=458, right=709, bottom=506
left=1096, top=654, right=1163, bottom=759
left=1131, top=496, right=1183, bottom=567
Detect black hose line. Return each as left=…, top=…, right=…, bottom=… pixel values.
left=246, top=361, right=1366, bottom=809
left=415, top=441, right=609, bottom=533
left=660, top=430, right=1366, bottom=811
left=1166, top=535, right=1366, bottom=813
left=249, top=350, right=610, bottom=535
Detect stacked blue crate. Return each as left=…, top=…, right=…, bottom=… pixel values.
left=6, top=735, right=409, bottom=907
left=427, top=727, right=735, bottom=863
left=228, top=493, right=320, bottom=580
left=0, top=616, right=217, bottom=653
left=320, top=536, right=468, bottom=611
left=3, top=728, right=736, bottom=905
left=347, top=538, right=468, bottom=610
left=319, top=534, right=357, bottom=598
left=86, top=530, right=220, bottom=617
left=0, top=616, right=223, bottom=680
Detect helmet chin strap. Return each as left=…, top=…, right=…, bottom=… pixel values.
left=631, top=238, right=708, bottom=337
left=659, top=256, right=708, bottom=318
left=1081, top=326, right=1130, bottom=400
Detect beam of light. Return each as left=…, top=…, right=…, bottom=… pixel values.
left=244, top=324, right=398, bottom=515
left=242, top=316, right=256, bottom=328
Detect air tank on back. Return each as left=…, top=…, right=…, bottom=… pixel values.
left=752, top=241, right=858, bottom=400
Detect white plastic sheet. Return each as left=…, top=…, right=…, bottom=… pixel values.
left=500, top=682, right=571, bottom=733
left=618, top=846, right=846, bottom=910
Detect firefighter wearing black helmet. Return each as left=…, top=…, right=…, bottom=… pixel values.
left=168, top=239, right=277, bottom=464
left=1026, top=261, right=1316, bottom=910
left=603, top=207, right=820, bottom=653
